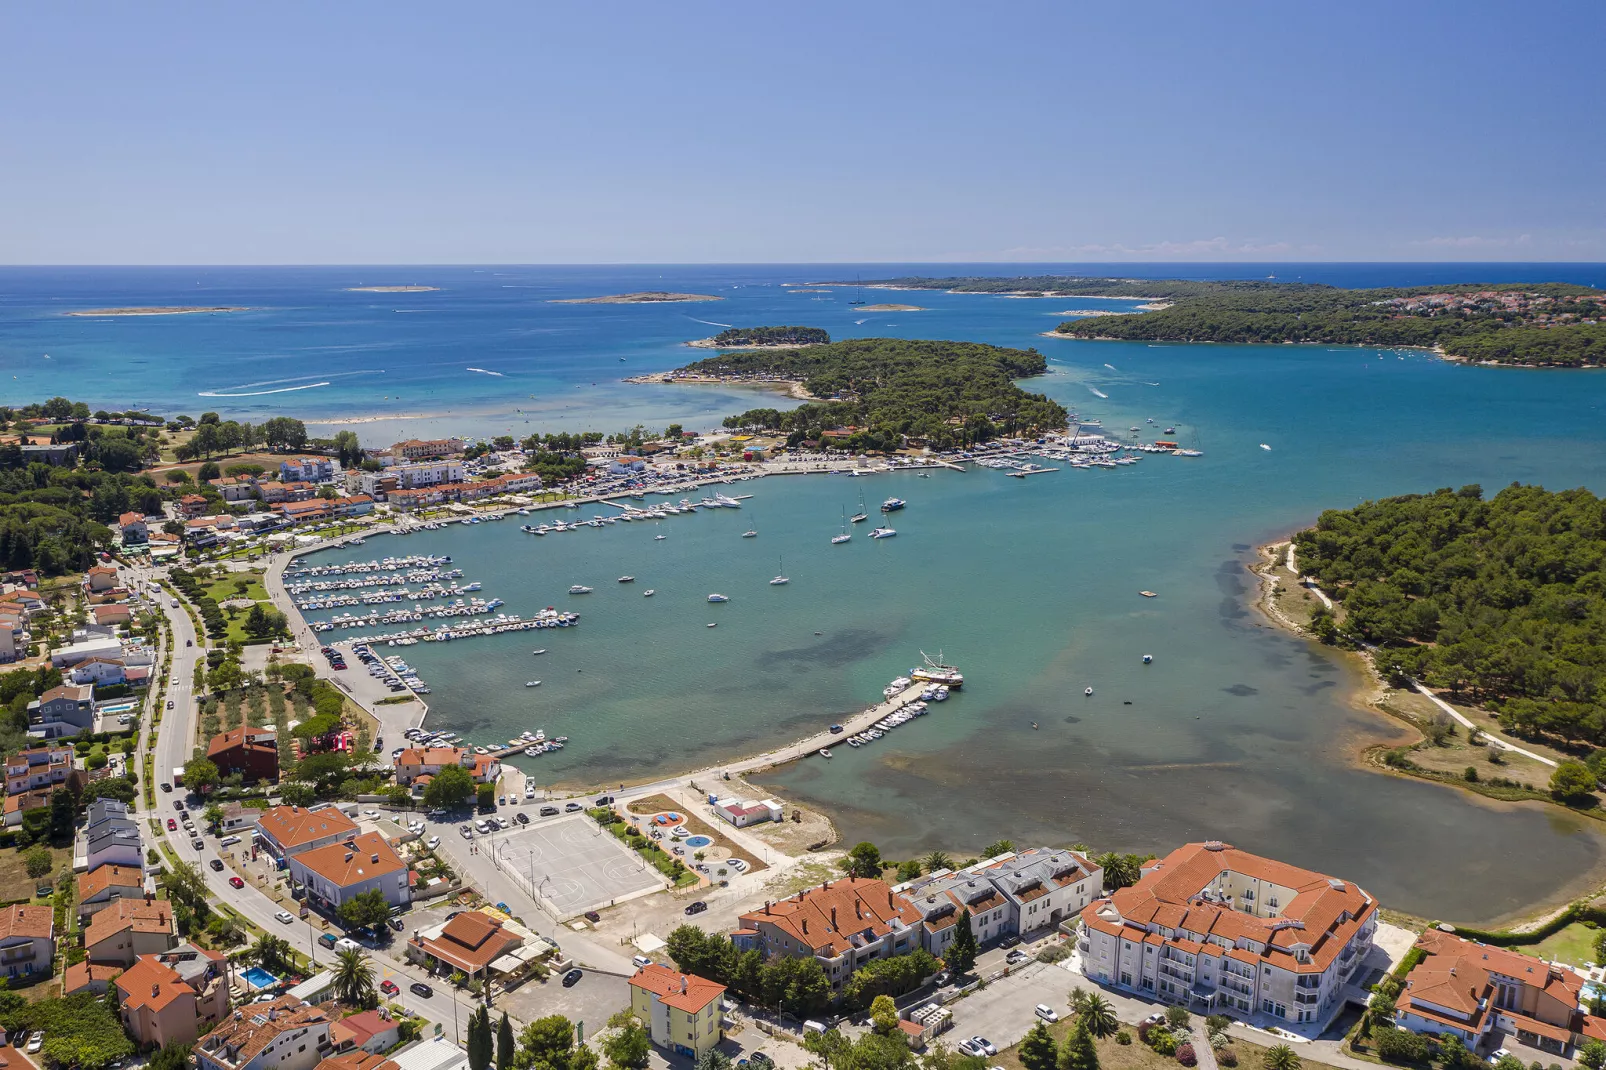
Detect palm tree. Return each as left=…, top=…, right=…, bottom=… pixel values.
left=1081, top=994, right=1119, bottom=1039
left=922, top=850, right=954, bottom=874
left=1067, top=987, right=1094, bottom=1016
left=984, top=840, right=1016, bottom=858
left=332, top=947, right=376, bottom=1008
left=253, top=934, right=290, bottom=973
left=1262, top=1045, right=1301, bottom=1070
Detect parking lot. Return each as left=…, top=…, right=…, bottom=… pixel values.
left=486, top=815, right=664, bottom=917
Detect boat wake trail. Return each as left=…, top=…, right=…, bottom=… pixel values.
left=466, top=367, right=505, bottom=377
left=1088, top=386, right=1109, bottom=399
left=1103, top=363, right=1118, bottom=371
left=199, top=382, right=331, bottom=397
left=686, top=316, right=734, bottom=329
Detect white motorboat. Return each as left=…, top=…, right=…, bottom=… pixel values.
left=644, top=589, right=655, bottom=597
left=532, top=648, right=547, bottom=655
left=569, top=585, right=592, bottom=594
left=1142, top=654, right=1153, bottom=663
left=654, top=534, right=667, bottom=540
left=707, top=593, right=730, bottom=603
left=870, top=527, right=896, bottom=539
left=742, top=530, right=757, bottom=538
left=618, top=576, right=635, bottom=583
left=525, top=680, right=541, bottom=687
left=819, top=748, right=832, bottom=758
left=1084, top=686, right=1094, bottom=696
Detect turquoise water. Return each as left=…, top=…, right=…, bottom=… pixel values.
left=13, top=263, right=1606, bottom=925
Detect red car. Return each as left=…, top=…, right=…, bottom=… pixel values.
left=167, top=818, right=177, bottom=830
left=228, top=877, right=245, bottom=889
left=379, top=980, right=399, bottom=996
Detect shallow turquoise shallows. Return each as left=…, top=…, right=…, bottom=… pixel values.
left=11, top=262, right=1606, bottom=925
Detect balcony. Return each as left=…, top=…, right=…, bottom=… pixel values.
left=1295, top=992, right=1320, bottom=1005
left=0, top=948, right=36, bottom=965
left=1160, top=964, right=1194, bottom=982
left=1221, top=978, right=1254, bottom=997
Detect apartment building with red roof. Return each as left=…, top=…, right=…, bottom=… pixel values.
left=208, top=726, right=280, bottom=783
left=733, top=877, right=925, bottom=989
left=195, top=995, right=333, bottom=1070
left=288, top=831, right=410, bottom=911
left=84, top=896, right=179, bottom=966
left=1077, top=841, right=1377, bottom=1027
left=1397, top=929, right=1606, bottom=1058
left=0, top=903, right=54, bottom=981
left=628, top=963, right=726, bottom=1059
left=116, top=948, right=232, bottom=1048
left=405, top=910, right=524, bottom=983
left=256, top=805, right=358, bottom=860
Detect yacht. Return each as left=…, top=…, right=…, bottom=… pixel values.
left=833, top=506, right=852, bottom=543
left=617, top=576, right=635, bottom=583
left=532, top=649, right=547, bottom=655
left=851, top=492, right=869, bottom=524
left=654, top=534, right=667, bottom=540
left=707, top=593, right=730, bottom=603
left=910, top=651, right=964, bottom=689
left=742, top=530, right=757, bottom=538
left=525, top=680, right=541, bottom=687
left=569, top=585, right=593, bottom=594
left=644, top=589, right=655, bottom=597
left=1142, top=654, right=1153, bottom=664
left=870, top=526, right=896, bottom=539
left=880, top=497, right=906, bottom=512
left=770, top=557, right=789, bottom=586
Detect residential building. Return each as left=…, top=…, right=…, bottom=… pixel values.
left=628, top=963, right=726, bottom=1059
left=77, top=863, right=148, bottom=920
left=195, top=995, right=333, bottom=1070
left=48, top=634, right=124, bottom=669
left=316, top=1053, right=395, bottom=1070
left=391, top=461, right=465, bottom=490
left=0, top=903, right=55, bottom=981
left=405, top=910, right=523, bottom=983
left=6, top=743, right=78, bottom=795
left=279, top=501, right=333, bottom=525
left=1396, top=929, right=1606, bottom=1057
left=2, top=790, right=52, bottom=827
left=350, top=472, right=399, bottom=499
left=208, top=726, right=280, bottom=783
left=69, top=656, right=133, bottom=686
left=63, top=962, right=125, bottom=996
left=27, top=683, right=95, bottom=738
left=328, top=1009, right=401, bottom=1055
left=394, top=747, right=499, bottom=787
left=257, top=482, right=290, bottom=504
left=20, top=442, right=79, bottom=465
left=1077, top=841, right=1377, bottom=1026
left=255, top=805, right=359, bottom=860
left=210, top=477, right=259, bottom=503
left=117, top=948, right=232, bottom=1048
left=281, top=481, right=318, bottom=502
left=733, top=877, right=926, bottom=990
left=85, top=566, right=120, bottom=592
left=119, top=512, right=150, bottom=543
left=332, top=494, right=375, bottom=517
left=288, top=831, right=410, bottom=911
left=92, top=603, right=132, bottom=627
left=712, top=797, right=783, bottom=828
left=390, top=438, right=464, bottom=462
left=179, top=494, right=210, bottom=518
left=280, top=458, right=334, bottom=484
left=83, top=814, right=144, bottom=872
left=385, top=1039, right=468, bottom=1070
left=907, top=869, right=1011, bottom=958
left=974, top=848, right=1103, bottom=935
left=85, top=896, right=179, bottom=965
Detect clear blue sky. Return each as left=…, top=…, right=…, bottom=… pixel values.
left=3, top=1, right=1602, bottom=264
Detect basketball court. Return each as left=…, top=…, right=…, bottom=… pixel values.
left=489, top=814, right=664, bottom=916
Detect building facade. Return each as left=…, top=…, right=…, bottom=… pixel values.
left=733, top=878, right=926, bottom=990
left=629, top=963, right=726, bottom=1060
left=195, top=996, right=333, bottom=1070
left=289, top=832, right=410, bottom=911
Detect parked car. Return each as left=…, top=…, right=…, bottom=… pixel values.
left=1005, top=949, right=1029, bottom=965
left=971, top=1038, right=997, bottom=1056
left=632, top=955, right=653, bottom=968
left=1035, top=1005, right=1058, bottom=1023
left=229, top=876, right=245, bottom=889
left=275, top=910, right=295, bottom=924
left=562, top=969, right=583, bottom=987
left=380, top=980, right=399, bottom=996
left=426, top=836, right=440, bottom=849
left=319, top=933, right=338, bottom=950
left=1488, top=1052, right=1513, bottom=1066
left=26, top=1032, right=44, bottom=1054
left=583, top=911, right=601, bottom=923
left=565, top=802, right=583, bottom=812
left=514, top=812, right=529, bottom=825
left=684, top=901, right=708, bottom=915
left=540, top=806, right=559, bottom=817
left=388, top=917, right=405, bottom=932
left=167, top=818, right=177, bottom=830
left=957, top=1041, right=982, bottom=1057
left=594, top=795, right=614, bottom=806
left=411, top=982, right=434, bottom=997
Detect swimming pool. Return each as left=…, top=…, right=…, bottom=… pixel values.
left=99, top=702, right=136, bottom=714
left=242, top=967, right=278, bottom=989
left=683, top=835, right=712, bottom=849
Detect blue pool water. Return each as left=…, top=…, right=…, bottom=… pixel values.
left=683, top=835, right=712, bottom=849
left=242, top=967, right=278, bottom=989
left=98, top=702, right=136, bottom=714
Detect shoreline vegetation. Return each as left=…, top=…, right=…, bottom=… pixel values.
left=623, top=371, right=818, bottom=401
left=688, top=325, right=831, bottom=349
left=551, top=291, right=723, bottom=304
left=855, top=303, right=925, bottom=312
left=1252, top=484, right=1606, bottom=858
left=64, top=306, right=248, bottom=317
left=344, top=285, right=439, bottom=293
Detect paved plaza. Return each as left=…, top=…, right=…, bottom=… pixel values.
left=487, top=815, right=664, bottom=917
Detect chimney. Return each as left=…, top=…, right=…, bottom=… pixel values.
left=823, top=880, right=830, bottom=890
left=856, top=899, right=863, bottom=920
left=764, top=901, right=771, bottom=915
left=153, top=984, right=160, bottom=998
left=146, top=891, right=153, bottom=904
left=681, top=976, right=688, bottom=995
left=831, top=907, right=837, bottom=930
left=371, top=854, right=379, bottom=863
left=801, top=919, right=808, bottom=934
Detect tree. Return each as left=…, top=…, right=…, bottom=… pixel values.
left=843, top=841, right=884, bottom=879
left=1020, top=1023, right=1058, bottom=1070
left=469, top=1005, right=494, bottom=1070
left=695, top=1052, right=733, bottom=1070
left=1057, top=1018, right=1098, bottom=1070
left=1081, top=994, right=1119, bottom=1039
left=946, top=910, right=978, bottom=974
left=148, top=1045, right=194, bottom=1070
left=331, top=948, right=376, bottom=1008
left=870, top=994, right=899, bottom=1036
left=253, top=934, right=291, bottom=973
left=516, top=1015, right=595, bottom=1070
left=49, top=785, right=77, bottom=839
left=666, top=925, right=736, bottom=984
left=183, top=758, right=220, bottom=794
left=203, top=803, right=225, bottom=835
left=983, top=840, right=1015, bottom=858
left=498, top=1012, right=517, bottom=1070
left=922, top=851, right=953, bottom=874
left=477, top=783, right=496, bottom=810
left=1262, top=1046, right=1301, bottom=1070
left=1164, top=1005, right=1190, bottom=1031
left=1093, top=853, right=1144, bottom=889
left=163, top=860, right=212, bottom=923
left=895, top=860, right=923, bottom=882
left=802, top=1029, right=849, bottom=1070
left=424, top=763, right=474, bottom=808
left=602, top=1016, right=650, bottom=1070
left=1551, top=760, right=1598, bottom=803
left=337, top=889, right=394, bottom=931
left=280, top=782, right=316, bottom=807
left=23, top=845, right=53, bottom=879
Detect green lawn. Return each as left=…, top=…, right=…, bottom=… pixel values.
left=201, top=571, right=269, bottom=604
left=1531, top=922, right=1601, bottom=967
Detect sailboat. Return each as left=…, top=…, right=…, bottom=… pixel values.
left=850, top=491, right=869, bottom=525
left=831, top=507, right=852, bottom=544
left=770, top=556, right=789, bottom=585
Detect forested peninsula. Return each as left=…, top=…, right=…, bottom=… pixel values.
left=674, top=338, right=1067, bottom=450
left=1293, top=483, right=1606, bottom=749
left=840, top=275, right=1262, bottom=299
left=1047, top=280, right=1606, bottom=367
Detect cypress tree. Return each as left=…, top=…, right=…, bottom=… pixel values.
left=1058, top=1018, right=1099, bottom=1070
left=1020, top=1022, right=1059, bottom=1070
left=947, top=909, right=978, bottom=974
left=497, top=1011, right=516, bottom=1070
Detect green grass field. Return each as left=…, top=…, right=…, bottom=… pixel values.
left=1530, top=922, right=1601, bottom=967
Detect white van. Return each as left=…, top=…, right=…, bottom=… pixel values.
left=335, top=937, right=362, bottom=954
left=803, top=1021, right=828, bottom=1036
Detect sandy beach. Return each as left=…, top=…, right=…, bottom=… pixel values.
left=65, top=306, right=247, bottom=317
left=855, top=303, right=924, bottom=312
left=623, top=371, right=818, bottom=401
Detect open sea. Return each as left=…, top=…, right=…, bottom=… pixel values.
left=8, top=261, right=1606, bottom=925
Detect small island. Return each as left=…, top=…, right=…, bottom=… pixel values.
left=345, top=285, right=439, bottom=293
left=855, top=303, right=924, bottom=312
left=65, top=306, right=248, bottom=317
left=552, top=291, right=723, bottom=304
left=645, top=337, right=1067, bottom=450
left=688, top=326, right=830, bottom=349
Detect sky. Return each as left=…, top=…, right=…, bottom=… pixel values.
left=2, top=1, right=1603, bottom=264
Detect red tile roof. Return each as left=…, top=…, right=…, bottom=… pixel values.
left=258, top=805, right=358, bottom=850
left=293, top=832, right=405, bottom=889
left=116, top=955, right=195, bottom=1013
left=629, top=963, right=725, bottom=1013
left=0, top=903, right=53, bottom=940
left=738, top=877, right=923, bottom=958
